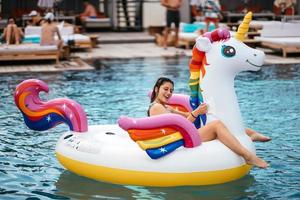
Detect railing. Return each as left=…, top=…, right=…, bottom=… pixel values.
left=281, top=15, right=300, bottom=22
left=116, top=0, right=144, bottom=31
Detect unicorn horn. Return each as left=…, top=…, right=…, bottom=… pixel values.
left=235, top=12, right=252, bottom=41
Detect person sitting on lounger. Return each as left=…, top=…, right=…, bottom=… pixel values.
left=1, top=17, right=24, bottom=45
left=40, top=12, right=62, bottom=49
left=27, top=10, right=44, bottom=26
left=79, top=0, right=97, bottom=23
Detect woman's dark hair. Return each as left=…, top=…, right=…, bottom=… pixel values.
left=147, top=77, right=174, bottom=116
left=150, top=77, right=174, bottom=103
left=7, top=17, right=16, bottom=25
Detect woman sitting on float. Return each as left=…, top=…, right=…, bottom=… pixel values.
left=148, top=77, right=269, bottom=168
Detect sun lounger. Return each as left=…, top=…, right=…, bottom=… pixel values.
left=281, top=15, right=300, bottom=22
left=0, top=44, right=59, bottom=63
left=255, top=22, right=300, bottom=57
left=178, top=22, right=226, bottom=49
left=84, top=18, right=111, bottom=29
left=0, top=19, right=7, bottom=30
left=178, top=23, right=201, bottom=49
left=24, top=26, right=93, bottom=49
left=249, top=20, right=281, bottom=31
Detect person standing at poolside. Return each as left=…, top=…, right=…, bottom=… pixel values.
left=40, top=12, right=62, bottom=50
left=79, top=0, right=98, bottom=23
left=38, top=0, right=55, bottom=13
left=161, top=0, right=182, bottom=49
left=274, top=0, right=297, bottom=15
left=190, top=0, right=203, bottom=22
left=201, top=0, right=221, bottom=32
left=1, top=17, right=23, bottom=45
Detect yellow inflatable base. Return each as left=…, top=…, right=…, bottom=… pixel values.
left=56, top=152, right=252, bottom=187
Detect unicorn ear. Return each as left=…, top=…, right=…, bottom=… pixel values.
left=195, top=36, right=212, bottom=52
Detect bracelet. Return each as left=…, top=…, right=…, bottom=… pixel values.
left=191, top=112, right=197, bottom=118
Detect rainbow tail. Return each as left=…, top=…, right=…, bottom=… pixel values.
left=14, top=79, right=88, bottom=133
left=118, top=114, right=201, bottom=159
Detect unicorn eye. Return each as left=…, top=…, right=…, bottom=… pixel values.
left=221, top=45, right=236, bottom=58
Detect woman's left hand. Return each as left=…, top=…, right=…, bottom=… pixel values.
left=194, top=103, right=208, bottom=116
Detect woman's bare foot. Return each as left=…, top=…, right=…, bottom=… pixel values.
left=251, top=132, right=271, bottom=142
left=245, top=154, right=269, bottom=168
left=246, top=128, right=271, bottom=142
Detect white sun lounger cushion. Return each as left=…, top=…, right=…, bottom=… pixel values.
left=61, top=34, right=90, bottom=43
left=85, top=18, right=110, bottom=22
left=0, top=44, right=57, bottom=53
left=85, top=18, right=111, bottom=28
left=260, top=22, right=300, bottom=37
left=25, top=26, right=74, bottom=36
left=255, top=37, right=300, bottom=46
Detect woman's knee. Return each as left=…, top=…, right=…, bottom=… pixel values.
left=211, top=120, right=225, bottom=130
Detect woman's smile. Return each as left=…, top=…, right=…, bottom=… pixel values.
left=156, top=82, right=174, bottom=104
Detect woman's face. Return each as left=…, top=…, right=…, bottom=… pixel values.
left=8, top=18, right=15, bottom=24
left=155, top=82, right=174, bottom=104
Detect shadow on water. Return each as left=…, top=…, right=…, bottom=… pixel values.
left=55, top=171, right=256, bottom=200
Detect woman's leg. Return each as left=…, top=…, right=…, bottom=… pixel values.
left=5, top=25, right=13, bottom=44
left=198, top=120, right=268, bottom=168
left=12, top=25, right=20, bottom=44
left=163, top=27, right=169, bottom=49
left=245, top=128, right=271, bottom=142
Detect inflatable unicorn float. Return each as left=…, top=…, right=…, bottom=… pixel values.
left=14, top=12, right=265, bottom=187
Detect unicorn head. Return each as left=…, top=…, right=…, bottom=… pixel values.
left=195, top=12, right=265, bottom=77
left=189, top=12, right=265, bottom=136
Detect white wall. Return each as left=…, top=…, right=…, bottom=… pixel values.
left=143, top=2, right=166, bottom=27
left=143, top=1, right=190, bottom=28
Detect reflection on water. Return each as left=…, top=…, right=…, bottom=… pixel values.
left=56, top=171, right=255, bottom=200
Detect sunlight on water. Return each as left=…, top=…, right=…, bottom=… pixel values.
left=0, top=58, right=299, bottom=199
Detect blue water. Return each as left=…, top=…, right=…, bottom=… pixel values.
left=0, top=58, right=299, bottom=199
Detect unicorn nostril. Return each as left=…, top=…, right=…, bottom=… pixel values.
left=254, top=53, right=257, bottom=56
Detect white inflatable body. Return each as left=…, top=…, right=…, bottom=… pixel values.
left=55, top=124, right=253, bottom=186
left=15, top=13, right=265, bottom=186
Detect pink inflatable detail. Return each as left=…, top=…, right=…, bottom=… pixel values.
left=148, top=92, right=193, bottom=112
left=203, top=28, right=230, bottom=42
left=118, top=114, right=201, bottom=148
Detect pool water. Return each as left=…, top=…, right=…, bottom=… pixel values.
left=0, top=58, right=299, bottom=199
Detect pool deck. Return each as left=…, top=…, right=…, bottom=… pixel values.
left=0, top=32, right=299, bottom=73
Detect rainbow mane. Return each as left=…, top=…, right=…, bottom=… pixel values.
left=14, top=79, right=88, bottom=132
left=189, top=28, right=230, bottom=128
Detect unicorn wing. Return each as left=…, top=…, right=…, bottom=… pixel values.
left=118, top=114, right=201, bottom=159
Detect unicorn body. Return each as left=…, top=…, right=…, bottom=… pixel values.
left=14, top=13, right=266, bottom=187
left=200, top=38, right=265, bottom=138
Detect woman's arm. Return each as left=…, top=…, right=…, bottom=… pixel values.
left=165, top=105, right=189, bottom=117
left=149, top=103, right=170, bottom=116
left=166, top=103, right=208, bottom=123
left=2, top=27, right=7, bottom=38
left=187, top=103, right=208, bottom=123
left=55, top=27, right=62, bottom=40
left=18, top=28, right=24, bottom=37
left=160, top=0, right=169, bottom=7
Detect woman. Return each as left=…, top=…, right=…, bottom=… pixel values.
left=1, top=17, right=23, bottom=45
left=148, top=77, right=269, bottom=168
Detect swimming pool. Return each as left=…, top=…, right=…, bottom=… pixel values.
left=0, top=58, right=299, bottom=199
